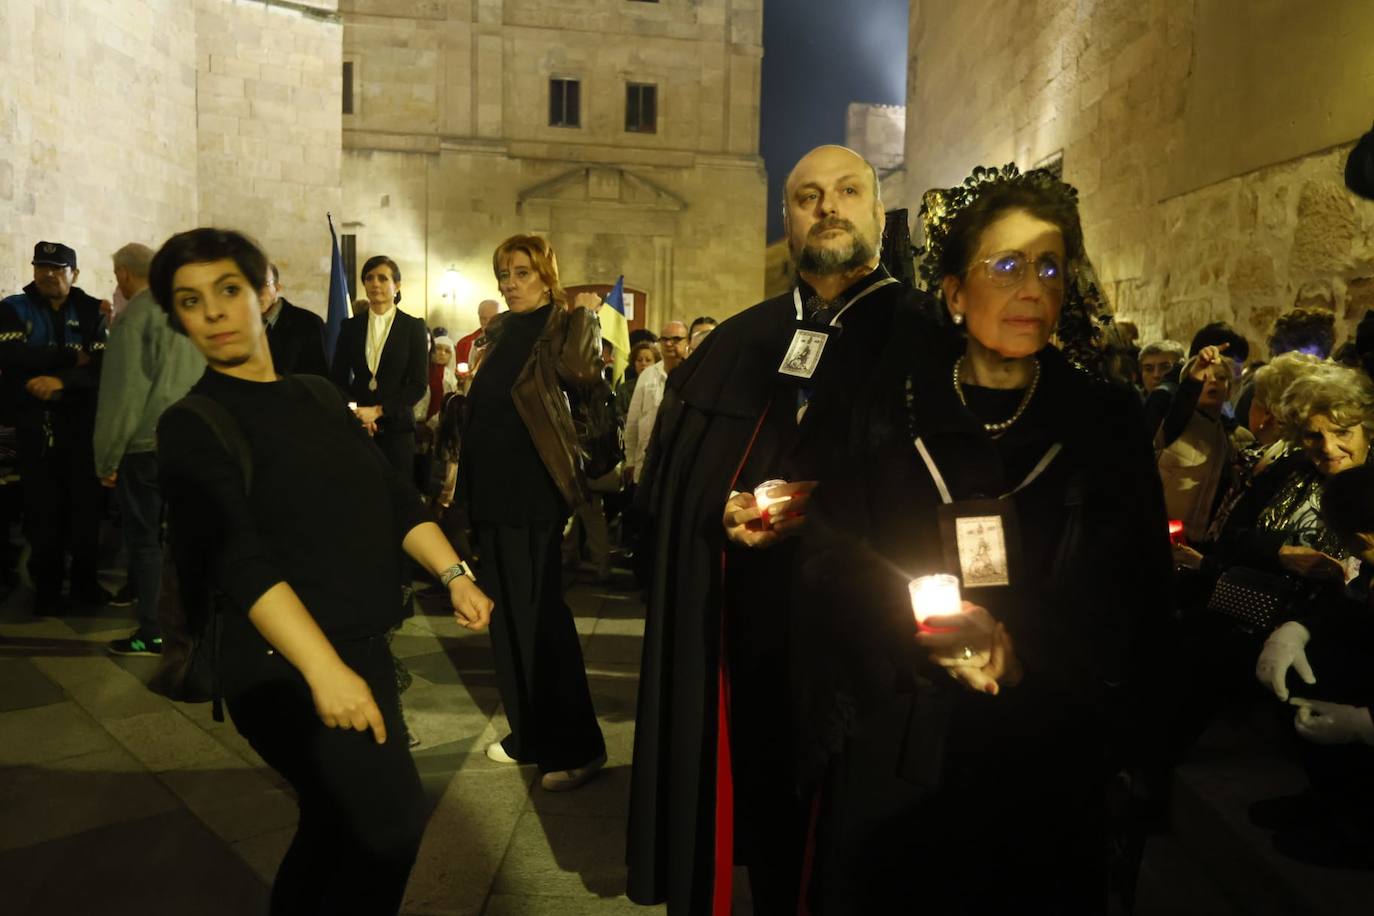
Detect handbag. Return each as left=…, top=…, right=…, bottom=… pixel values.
left=1205, top=566, right=1305, bottom=634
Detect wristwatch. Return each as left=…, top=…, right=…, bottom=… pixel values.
left=440, top=560, right=476, bottom=586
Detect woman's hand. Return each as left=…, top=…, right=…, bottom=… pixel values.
left=1277, top=545, right=1345, bottom=580
left=451, top=576, right=494, bottom=631
left=354, top=405, right=382, bottom=436
left=573, top=291, right=602, bottom=311
left=1186, top=343, right=1229, bottom=383
left=1173, top=544, right=1203, bottom=570
left=306, top=660, right=388, bottom=744
left=916, top=603, right=1024, bottom=696
left=722, top=482, right=816, bottom=548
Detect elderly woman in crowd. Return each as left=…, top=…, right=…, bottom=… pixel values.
left=459, top=234, right=607, bottom=791
left=789, top=165, right=1172, bottom=913
left=616, top=340, right=660, bottom=422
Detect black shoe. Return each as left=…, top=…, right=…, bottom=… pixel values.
left=108, top=584, right=138, bottom=608
left=33, top=593, right=69, bottom=616
left=1273, top=819, right=1374, bottom=870
left=1248, top=791, right=1319, bottom=831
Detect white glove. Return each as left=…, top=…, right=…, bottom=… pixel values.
left=1255, top=621, right=1315, bottom=701
left=1290, top=698, right=1374, bottom=746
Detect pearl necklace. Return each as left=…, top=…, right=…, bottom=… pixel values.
left=952, top=355, right=1041, bottom=439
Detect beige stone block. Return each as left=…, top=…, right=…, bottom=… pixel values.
left=232, top=825, right=296, bottom=885
left=161, top=765, right=299, bottom=843
left=198, top=71, right=245, bottom=99
left=209, top=53, right=261, bottom=81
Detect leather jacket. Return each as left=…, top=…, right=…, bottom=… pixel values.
left=483, top=302, right=602, bottom=509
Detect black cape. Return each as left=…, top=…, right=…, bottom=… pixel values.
left=626, top=270, right=934, bottom=914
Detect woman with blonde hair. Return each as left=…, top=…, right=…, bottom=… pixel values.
left=458, top=234, right=608, bottom=790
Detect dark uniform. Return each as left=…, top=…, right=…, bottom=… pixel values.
left=0, top=242, right=108, bottom=611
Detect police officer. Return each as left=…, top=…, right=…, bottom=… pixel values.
left=0, top=241, right=109, bottom=613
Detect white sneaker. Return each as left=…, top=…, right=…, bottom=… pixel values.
left=486, top=740, right=520, bottom=764
left=540, top=753, right=607, bottom=792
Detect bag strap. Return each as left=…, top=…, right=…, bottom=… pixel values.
left=164, top=394, right=253, bottom=494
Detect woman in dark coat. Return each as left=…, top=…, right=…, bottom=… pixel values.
left=330, top=255, right=429, bottom=475
left=460, top=234, right=608, bottom=790
left=791, top=166, right=1174, bottom=914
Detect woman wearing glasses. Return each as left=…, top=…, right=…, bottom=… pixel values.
left=790, top=166, right=1173, bottom=913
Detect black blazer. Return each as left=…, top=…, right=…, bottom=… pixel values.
left=330, top=307, right=428, bottom=434
left=266, top=298, right=328, bottom=377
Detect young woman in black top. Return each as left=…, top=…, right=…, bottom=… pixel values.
left=149, top=228, right=492, bottom=916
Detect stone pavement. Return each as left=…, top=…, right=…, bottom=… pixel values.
left=0, top=574, right=669, bottom=916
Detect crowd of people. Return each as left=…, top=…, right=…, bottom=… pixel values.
left=5, top=134, right=1374, bottom=914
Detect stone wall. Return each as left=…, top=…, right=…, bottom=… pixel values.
left=340, top=0, right=766, bottom=336
left=0, top=0, right=342, bottom=315
left=904, top=0, right=1374, bottom=356
left=0, top=0, right=198, bottom=299
left=846, top=103, right=906, bottom=172
left=194, top=0, right=343, bottom=317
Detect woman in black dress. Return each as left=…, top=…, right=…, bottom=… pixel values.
left=791, top=166, right=1174, bottom=913
left=150, top=228, right=492, bottom=915
left=461, top=233, right=607, bottom=790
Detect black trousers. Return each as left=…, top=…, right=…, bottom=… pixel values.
left=224, top=627, right=427, bottom=916
left=477, top=521, right=605, bottom=772
left=18, top=416, right=101, bottom=602
left=373, top=430, right=415, bottom=479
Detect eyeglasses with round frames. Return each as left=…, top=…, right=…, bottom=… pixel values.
left=973, top=250, right=1065, bottom=289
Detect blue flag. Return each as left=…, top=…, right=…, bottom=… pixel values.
left=325, top=213, right=350, bottom=363
left=599, top=275, right=631, bottom=384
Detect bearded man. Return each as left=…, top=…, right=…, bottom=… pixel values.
left=627, top=146, right=935, bottom=916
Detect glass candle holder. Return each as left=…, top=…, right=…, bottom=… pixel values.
left=456, top=361, right=470, bottom=375
left=908, top=573, right=962, bottom=627
left=1168, top=519, right=1186, bottom=546
left=753, top=479, right=790, bottom=528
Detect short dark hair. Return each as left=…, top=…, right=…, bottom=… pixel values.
left=689, top=316, right=717, bottom=337
left=149, top=228, right=270, bottom=334
left=1320, top=463, right=1374, bottom=547
left=1269, top=306, right=1336, bottom=360
left=629, top=328, right=658, bottom=346
left=1189, top=321, right=1250, bottom=363
left=937, top=182, right=1086, bottom=282
left=361, top=255, right=402, bottom=304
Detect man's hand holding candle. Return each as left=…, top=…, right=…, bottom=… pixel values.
left=722, top=480, right=817, bottom=548
left=915, top=600, right=1024, bottom=696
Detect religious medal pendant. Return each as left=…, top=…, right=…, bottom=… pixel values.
left=369, top=378, right=378, bottom=391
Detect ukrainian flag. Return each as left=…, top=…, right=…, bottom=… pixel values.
left=599, top=275, right=632, bottom=385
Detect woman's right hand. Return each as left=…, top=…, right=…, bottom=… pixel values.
left=1277, top=545, right=1345, bottom=580
left=307, top=661, right=388, bottom=744
left=1186, top=343, right=1229, bottom=382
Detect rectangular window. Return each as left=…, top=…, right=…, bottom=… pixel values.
left=342, top=61, right=354, bottom=115
left=549, top=78, right=581, bottom=128
left=341, top=234, right=357, bottom=302
left=626, top=82, right=657, bottom=133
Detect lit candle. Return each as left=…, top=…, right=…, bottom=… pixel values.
left=1168, top=519, right=1185, bottom=546
left=457, top=361, right=471, bottom=375
left=347, top=401, right=358, bottom=411
left=753, top=479, right=790, bottom=528
left=908, top=573, right=962, bottom=627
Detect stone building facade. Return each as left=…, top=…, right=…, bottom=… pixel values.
left=0, top=0, right=343, bottom=313
left=339, top=0, right=767, bottom=334
left=904, top=0, right=1374, bottom=355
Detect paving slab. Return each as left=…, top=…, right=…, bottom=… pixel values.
left=0, top=657, right=65, bottom=711
left=0, top=700, right=118, bottom=765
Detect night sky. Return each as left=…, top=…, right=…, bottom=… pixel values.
left=760, top=0, right=910, bottom=241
